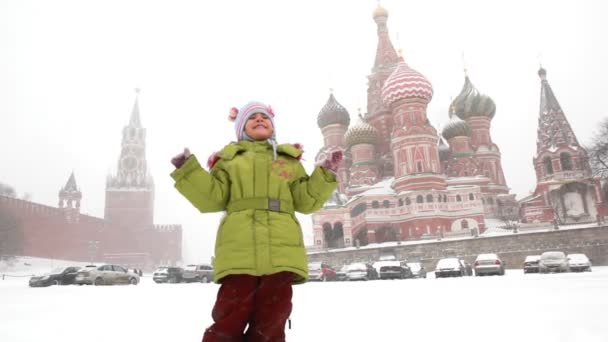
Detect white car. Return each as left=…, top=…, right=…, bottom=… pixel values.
left=567, top=253, right=592, bottom=272
left=473, top=253, right=505, bottom=276
left=75, top=264, right=140, bottom=285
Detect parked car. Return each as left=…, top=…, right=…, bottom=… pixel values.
left=460, top=259, right=473, bottom=276
left=375, top=260, right=411, bottom=279
left=567, top=253, right=592, bottom=272
left=407, top=262, right=427, bottom=278
left=153, top=266, right=184, bottom=283
left=474, top=253, right=505, bottom=276
left=29, top=266, right=81, bottom=287
left=308, top=262, right=336, bottom=281
left=539, top=251, right=569, bottom=273
left=182, top=264, right=214, bottom=283
left=74, top=264, right=139, bottom=285
left=335, top=265, right=349, bottom=281
left=523, top=255, right=541, bottom=274
left=345, top=262, right=378, bottom=281
left=435, top=258, right=465, bottom=278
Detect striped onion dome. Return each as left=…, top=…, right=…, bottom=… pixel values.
left=442, top=114, right=472, bottom=140
left=317, top=93, right=350, bottom=128
left=381, top=57, right=433, bottom=106
left=450, top=76, right=496, bottom=120
left=344, top=115, right=378, bottom=147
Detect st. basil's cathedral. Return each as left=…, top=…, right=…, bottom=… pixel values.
left=310, top=4, right=606, bottom=250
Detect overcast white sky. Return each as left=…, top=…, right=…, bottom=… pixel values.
left=1, top=0, right=607, bottom=264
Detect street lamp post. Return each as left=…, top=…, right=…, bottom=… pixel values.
left=88, top=240, right=100, bottom=263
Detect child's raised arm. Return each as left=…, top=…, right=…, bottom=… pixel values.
left=290, top=151, right=342, bottom=214
left=170, top=149, right=231, bottom=213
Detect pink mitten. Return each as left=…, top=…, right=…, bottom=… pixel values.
left=317, top=150, right=343, bottom=173
left=171, top=148, right=191, bottom=169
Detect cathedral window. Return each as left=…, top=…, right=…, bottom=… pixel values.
left=416, top=161, right=423, bottom=173
left=560, top=152, right=573, bottom=171
left=437, top=195, right=442, bottom=203
left=383, top=200, right=390, bottom=208
left=405, top=197, right=411, bottom=205
left=426, top=194, right=434, bottom=202
left=398, top=199, right=404, bottom=206
left=456, top=195, right=462, bottom=202
left=372, top=200, right=379, bottom=208
left=350, top=203, right=367, bottom=217
left=416, top=195, right=424, bottom=203
left=461, top=220, right=469, bottom=229
left=544, top=156, right=554, bottom=174
left=469, top=193, right=475, bottom=201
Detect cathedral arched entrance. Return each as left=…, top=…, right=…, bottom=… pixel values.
left=375, top=225, right=399, bottom=243
left=353, top=227, right=369, bottom=247
left=323, top=222, right=345, bottom=248
left=551, top=182, right=597, bottom=223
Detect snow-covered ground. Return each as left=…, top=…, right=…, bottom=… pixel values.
left=2, top=263, right=608, bottom=342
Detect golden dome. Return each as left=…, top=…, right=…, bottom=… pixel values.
left=373, top=5, right=388, bottom=18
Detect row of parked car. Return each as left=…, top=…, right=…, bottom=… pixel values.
left=308, top=260, right=427, bottom=281
left=523, top=252, right=592, bottom=273
left=29, top=264, right=141, bottom=287
left=152, top=264, right=214, bottom=283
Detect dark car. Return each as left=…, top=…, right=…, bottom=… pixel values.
left=523, top=255, right=541, bottom=274
left=435, top=258, right=465, bottom=278
left=153, top=266, right=184, bottom=283
left=29, top=266, right=81, bottom=287
left=375, top=261, right=411, bottom=279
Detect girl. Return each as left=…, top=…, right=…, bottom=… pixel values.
left=170, top=101, right=342, bottom=342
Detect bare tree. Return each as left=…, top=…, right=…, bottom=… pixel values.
left=496, top=198, right=520, bottom=230
left=588, top=117, right=608, bottom=199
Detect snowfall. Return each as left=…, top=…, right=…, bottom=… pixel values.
left=1, top=257, right=607, bottom=342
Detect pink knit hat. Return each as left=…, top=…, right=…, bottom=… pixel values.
left=228, top=101, right=276, bottom=141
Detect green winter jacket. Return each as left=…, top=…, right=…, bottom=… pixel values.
left=170, top=140, right=337, bottom=284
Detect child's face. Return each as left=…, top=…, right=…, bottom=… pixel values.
left=245, top=112, right=274, bottom=140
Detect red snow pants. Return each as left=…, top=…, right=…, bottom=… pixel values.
left=201, top=271, right=293, bottom=342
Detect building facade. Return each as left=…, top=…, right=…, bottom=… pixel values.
left=0, top=92, right=182, bottom=269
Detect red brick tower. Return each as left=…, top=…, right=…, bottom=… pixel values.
left=366, top=4, right=400, bottom=178
left=104, top=89, right=155, bottom=229
left=520, top=67, right=605, bottom=223
left=58, top=171, right=82, bottom=223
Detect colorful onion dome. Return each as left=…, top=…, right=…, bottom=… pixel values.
left=381, top=58, right=433, bottom=107
left=317, top=93, right=351, bottom=128
left=442, top=114, right=472, bottom=140
left=344, top=115, right=378, bottom=147
left=450, top=76, right=496, bottom=120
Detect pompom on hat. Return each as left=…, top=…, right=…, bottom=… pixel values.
left=229, top=101, right=276, bottom=142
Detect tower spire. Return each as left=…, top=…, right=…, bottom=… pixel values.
left=536, top=67, right=580, bottom=153
left=129, top=88, right=142, bottom=128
